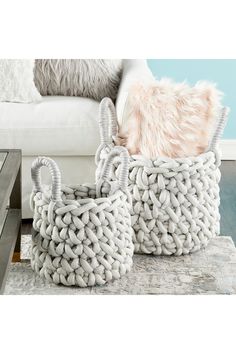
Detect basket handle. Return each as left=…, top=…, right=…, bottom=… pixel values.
left=99, top=97, right=118, bottom=145
left=208, top=107, right=229, bottom=151
left=31, top=156, right=62, bottom=202
left=98, top=146, right=129, bottom=190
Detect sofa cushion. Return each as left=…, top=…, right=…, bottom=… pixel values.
left=0, top=96, right=100, bottom=156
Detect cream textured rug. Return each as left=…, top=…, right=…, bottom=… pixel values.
left=4, top=235, right=236, bottom=295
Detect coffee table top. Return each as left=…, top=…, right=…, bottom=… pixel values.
left=0, top=152, right=7, bottom=172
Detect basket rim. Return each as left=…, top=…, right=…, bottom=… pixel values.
left=33, top=181, right=129, bottom=207
left=129, top=149, right=219, bottom=163
left=98, top=142, right=220, bottom=164
left=104, top=147, right=220, bottom=164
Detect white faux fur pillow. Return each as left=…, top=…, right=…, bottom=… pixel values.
left=0, top=59, right=41, bottom=103
left=118, top=79, right=223, bottom=159
left=34, top=59, right=122, bottom=101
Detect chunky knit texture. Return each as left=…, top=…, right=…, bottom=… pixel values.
left=30, top=148, right=134, bottom=287
left=96, top=98, right=228, bottom=256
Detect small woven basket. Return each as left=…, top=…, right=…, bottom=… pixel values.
left=30, top=147, right=134, bottom=287
left=96, top=98, right=229, bottom=256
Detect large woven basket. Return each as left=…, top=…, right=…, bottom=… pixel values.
left=30, top=147, right=134, bottom=287
left=96, top=98, right=228, bottom=256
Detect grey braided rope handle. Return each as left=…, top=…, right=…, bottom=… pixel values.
left=208, top=107, right=229, bottom=151
left=98, top=146, right=129, bottom=190
left=31, top=157, right=62, bottom=202
left=99, top=97, right=118, bottom=145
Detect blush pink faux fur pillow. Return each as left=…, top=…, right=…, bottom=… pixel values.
left=117, top=79, right=223, bottom=159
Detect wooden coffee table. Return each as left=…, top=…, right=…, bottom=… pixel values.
left=0, top=150, right=21, bottom=294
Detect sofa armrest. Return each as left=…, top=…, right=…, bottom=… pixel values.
left=115, top=59, right=154, bottom=125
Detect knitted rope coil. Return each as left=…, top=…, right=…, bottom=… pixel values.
left=96, top=98, right=229, bottom=256
left=30, top=146, right=134, bottom=287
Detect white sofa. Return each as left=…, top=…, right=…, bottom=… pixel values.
left=0, top=59, right=154, bottom=218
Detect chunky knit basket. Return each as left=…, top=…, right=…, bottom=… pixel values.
left=96, top=98, right=228, bottom=256
left=30, top=147, right=134, bottom=287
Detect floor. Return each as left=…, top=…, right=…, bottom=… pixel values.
left=22, top=161, right=236, bottom=243
left=5, top=235, right=236, bottom=294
